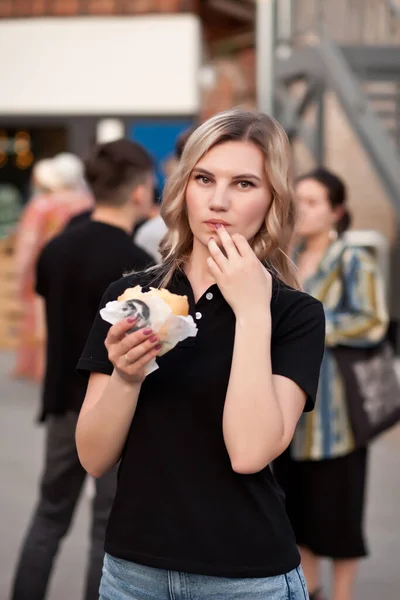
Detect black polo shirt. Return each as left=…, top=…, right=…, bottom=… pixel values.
left=77, top=269, right=325, bottom=578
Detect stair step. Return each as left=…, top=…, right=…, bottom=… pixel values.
left=341, top=46, right=400, bottom=75
left=373, top=109, right=398, bottom=119
left=367, top=92, right=399, bottom=102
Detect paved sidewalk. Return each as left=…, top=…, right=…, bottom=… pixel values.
left=1, top=351, right=400, bottom=599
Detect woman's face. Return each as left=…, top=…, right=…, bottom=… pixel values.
left=295, top=178, right=339, bottom=238
left=185, top=141, right=272, bottom=249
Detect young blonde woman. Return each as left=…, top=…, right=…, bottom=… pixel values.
left=76, top=109, right=325, bottom=600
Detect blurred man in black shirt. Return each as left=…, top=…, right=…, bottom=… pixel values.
left=11, top=140, right=154, bottom=600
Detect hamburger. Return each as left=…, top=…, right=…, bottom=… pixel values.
left=118, top=286, right=189, bottom=317
left=100, top=284, right=197, bottom=372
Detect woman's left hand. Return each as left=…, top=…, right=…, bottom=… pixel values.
left=207, top=225, right=272, bottom=318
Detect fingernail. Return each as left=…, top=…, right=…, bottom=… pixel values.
left=127, top=317, right=136, bottom=323
left=143, top=328, right=152, bottom=335
left=215, top=223, right=222, bottom=229
left=209, top=236, right=214, bottom=242
left=150, top=335, right=158, bottom=343
left=154, top=344, right=162, bottom=351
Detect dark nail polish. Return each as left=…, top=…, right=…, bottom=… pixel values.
left=150, top=335, right=158, bottom=343
left=127, top=317, right=136, bottom=323
left=143, top=328, right=153, bottom=335
left=154, top=344, right=162, bottom=351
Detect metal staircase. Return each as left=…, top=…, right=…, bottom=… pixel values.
left=274, top=0, right=400, bottom=212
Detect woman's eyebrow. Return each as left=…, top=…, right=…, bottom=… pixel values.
left=232, top=173, right=261, bottom=183
left=193, top=167, right=261, bottom=183
left=192, top=167, right=214, bottom=177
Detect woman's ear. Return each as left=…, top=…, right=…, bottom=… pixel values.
left=333, top=205, right=345, bottom=225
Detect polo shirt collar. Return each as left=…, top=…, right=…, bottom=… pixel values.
left=171, top=267, right=221, bottom=311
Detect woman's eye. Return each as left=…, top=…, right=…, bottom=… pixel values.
left=237, top=180, right=254, bottom=189
left=195, top=175, right=211, bottom=185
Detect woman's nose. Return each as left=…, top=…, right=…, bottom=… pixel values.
left=209, top=185, right=230, bottom=211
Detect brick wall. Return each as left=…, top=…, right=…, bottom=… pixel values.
left=200, top=48, right=256, bottom=121
left=0, top=0, right=194, bottom=18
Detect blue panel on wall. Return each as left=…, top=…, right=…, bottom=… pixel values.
left=129, top=119, right=193, bottom=192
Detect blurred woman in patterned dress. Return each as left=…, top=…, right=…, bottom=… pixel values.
left=274, top=168, right=388, bottom=600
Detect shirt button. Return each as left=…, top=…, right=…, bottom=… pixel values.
left=206, top=292, right=213, bottom=301
left=195, top=312, right=202, bottom=320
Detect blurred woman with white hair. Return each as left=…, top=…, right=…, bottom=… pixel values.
left=53, top=152, right=86, bottom=190
left=12, top=154, right=93, bottom=380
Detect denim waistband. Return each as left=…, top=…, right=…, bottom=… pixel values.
left=99, top=553, right=309, bottom=600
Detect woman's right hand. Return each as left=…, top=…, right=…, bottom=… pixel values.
left=105, top=317, right=162, bottom=385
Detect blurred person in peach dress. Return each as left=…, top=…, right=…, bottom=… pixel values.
left=12, top=154, right=93, bottom=381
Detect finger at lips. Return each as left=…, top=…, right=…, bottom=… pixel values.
left=207, top=256, right=221, bottom=277
left=231, top=232, right=251, bottom=257
left=215, top=225, right=238, bottom=259
left=208, top=237, right=228, bottom=269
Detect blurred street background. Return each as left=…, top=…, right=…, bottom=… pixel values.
left=1, top=1, right=400, bottom=599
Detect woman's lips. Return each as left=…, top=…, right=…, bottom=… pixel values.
left=204, top=221, right=230, bottom=229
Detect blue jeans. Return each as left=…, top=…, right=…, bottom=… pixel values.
left=99, top=553, right=309, bottom=599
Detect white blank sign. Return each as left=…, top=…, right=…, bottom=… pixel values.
left=0, top=15, right=201, bottom=115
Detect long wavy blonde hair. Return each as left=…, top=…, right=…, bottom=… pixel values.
left=157, top=108, right=299, bottom=289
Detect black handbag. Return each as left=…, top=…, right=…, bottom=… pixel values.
left=331, top=248, right=400, bottom=446
left=332, top=342, right=400, bottom=446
